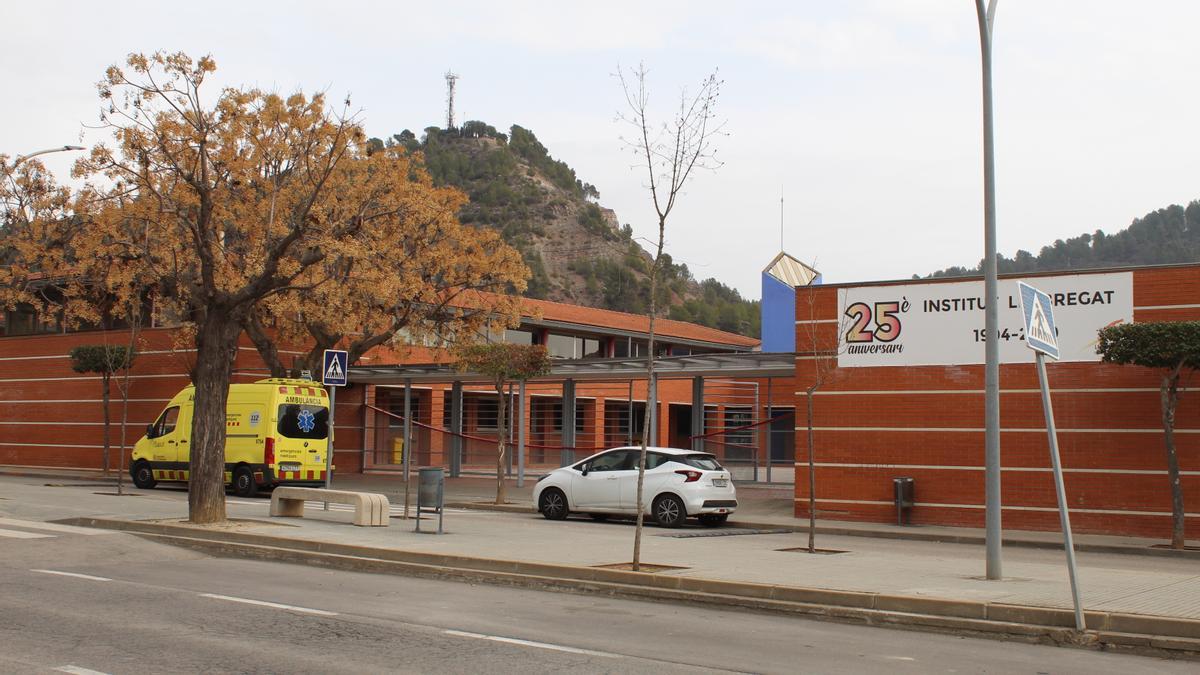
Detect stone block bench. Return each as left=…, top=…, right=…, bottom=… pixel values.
left=270, top=487, right=390, bottom=527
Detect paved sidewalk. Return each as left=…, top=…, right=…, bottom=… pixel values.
left=4, top=466, right=1199, bottom=627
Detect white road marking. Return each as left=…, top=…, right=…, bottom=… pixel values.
left=32, top=570, right=112, bottom=582
left=0, top=518, right=112, bottom=535
left=200, top=593, right=338, bottom=616
left=882, top=656, right=916, bottom=661
left=0, top=528, right=54, bottom=539
left=443, top=629, right=620, bottom=658
left=55, top=666, right=111, bottom=675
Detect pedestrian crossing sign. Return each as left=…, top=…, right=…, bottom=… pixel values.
left=322, top=349, right=348, bottom=386
left=1017, top=281, right=1060, bottom=360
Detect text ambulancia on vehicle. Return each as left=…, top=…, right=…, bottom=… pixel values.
left=130, top=378, right=332, bottom=497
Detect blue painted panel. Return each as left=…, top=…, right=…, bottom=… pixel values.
left=761, top=272, right=796, bottom=352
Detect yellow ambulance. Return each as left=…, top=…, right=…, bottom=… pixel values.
left=130, top=378, right=332, bottom=497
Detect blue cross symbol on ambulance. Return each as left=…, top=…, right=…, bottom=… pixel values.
left=297, top=408, right=316, bottom=433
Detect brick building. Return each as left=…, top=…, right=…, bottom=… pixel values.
left=792, top=264, right=1200, bottom=539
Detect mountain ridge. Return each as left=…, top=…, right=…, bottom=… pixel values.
left=371, top=122, right=761, bottom=338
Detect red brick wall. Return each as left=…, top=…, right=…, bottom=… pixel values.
left=0, top=329, right=347, bottom=470
left=794, top=265, right=1200, bottom=538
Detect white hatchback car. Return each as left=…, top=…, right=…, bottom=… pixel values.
left=532, top=446, right=737, bottom=527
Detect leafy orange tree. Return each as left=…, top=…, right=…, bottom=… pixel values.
left=0, top=156, right=94, bottom=324
left=453, top=343, right=550, bottom=504
left=243, top=146, right=527, bottom=376
left=69, top=51, right=509, bottom=524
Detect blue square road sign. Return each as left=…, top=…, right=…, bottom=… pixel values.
left=322, top=349, right=349, bottom=386
left=1017, top=281, right=1059, bottom=360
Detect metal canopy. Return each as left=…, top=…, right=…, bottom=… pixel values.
left=349, top=352, right=796, bottom=385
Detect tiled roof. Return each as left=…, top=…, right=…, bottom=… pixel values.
left=516, top=296, right=759, bottom=348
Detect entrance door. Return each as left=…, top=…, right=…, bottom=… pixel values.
left=668, top=404, right=692, bottom=449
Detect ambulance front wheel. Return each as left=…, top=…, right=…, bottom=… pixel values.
left=131, top=461, right=156, bottom=490
left=233, top=465, right=259, bottom=498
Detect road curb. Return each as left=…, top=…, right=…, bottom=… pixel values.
left=442, top=500, right=1200, bottom=559
left=59, top=516, right=1200, bottom=657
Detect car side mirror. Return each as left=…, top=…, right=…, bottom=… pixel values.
left=145, top=424, right=154, bottom=437
left=580, top=465, right=589, bottom=477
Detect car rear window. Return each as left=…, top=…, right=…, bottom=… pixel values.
left=679, top=454, right=722, bottom=471
left=277, top=404, right=329, bottom=439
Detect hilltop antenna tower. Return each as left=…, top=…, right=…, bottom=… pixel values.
left=445, top=70, right=459, bottom=129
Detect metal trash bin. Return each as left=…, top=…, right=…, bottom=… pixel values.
left=416, top=467, right=445, bottom=534
left=893, top=477, right=915, bottom=525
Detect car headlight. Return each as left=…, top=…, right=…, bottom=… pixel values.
left=536, top=473, right=549, bottom=482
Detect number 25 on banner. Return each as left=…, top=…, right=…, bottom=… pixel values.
left=844, top=299, right=909, bottom=343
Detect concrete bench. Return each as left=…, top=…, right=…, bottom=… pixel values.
left=270, top=487, right=390, bottom=527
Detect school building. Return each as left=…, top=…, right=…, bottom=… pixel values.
left=1, top=256, right=1197, bottom=540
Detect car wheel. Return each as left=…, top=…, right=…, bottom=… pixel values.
left=131, top=461, right=156, bottom=490
left=233, top=465, right=259, bottom=498
left=539, top=488, right=569, bottom=520
left=589, top=513, right=609, bottom=522
left=653, top=494, right=686, bottom=528
left=699, top=514, right=728, bottom=528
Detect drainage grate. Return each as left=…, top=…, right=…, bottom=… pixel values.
left=657, top=528, right=795, bottom=538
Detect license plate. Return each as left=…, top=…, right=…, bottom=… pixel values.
left=712, top=478, right=728, bottom=487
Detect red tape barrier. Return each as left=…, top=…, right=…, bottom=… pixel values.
left=366, top=404, right=788, bottom=453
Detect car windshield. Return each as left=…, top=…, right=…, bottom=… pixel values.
left=677, top=454, right=722, bottom=471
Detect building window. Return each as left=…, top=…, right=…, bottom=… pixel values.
left=475, top=397, right=499, bottom=431
left=725, top=406, right=753, bottom=447
left=386, top=392, right=420, bottom=428
left=504, top=329, right=534, bottom=345
left=545, top=333, right=576, bottom=359
left=3, top=304, right=60, bottom=336
left=545, top=333, right=605, bottom=359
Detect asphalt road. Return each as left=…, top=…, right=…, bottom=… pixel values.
left=0, top=520, right=1192, bottom=675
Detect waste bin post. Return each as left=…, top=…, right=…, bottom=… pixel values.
left=416, top=467, right=445, bottom=534
left=894, top=477, right=914, bottom=525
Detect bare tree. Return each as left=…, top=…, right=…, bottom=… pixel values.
left=797, top=268, right=849, bottom=553
left=617, top=63, right=724, bottom=571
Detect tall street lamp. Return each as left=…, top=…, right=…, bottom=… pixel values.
left=13, top=145, right=86, bottom=167
left=974, top=0, right=1002, bottom=580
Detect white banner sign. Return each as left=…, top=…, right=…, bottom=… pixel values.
left=836, top=272, right=1132, bottom=367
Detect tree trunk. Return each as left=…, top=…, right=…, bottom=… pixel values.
left=632, top=217, right=664, bottom=572
left=188, top=310, right=242, bottom=524
left=1161, top=370, right=1186, bottom=549
left=101, top=372, right=112, bottom=476
left=495, top=385, right=507, bottom=505
left=807, top=386, right=817, bottom=553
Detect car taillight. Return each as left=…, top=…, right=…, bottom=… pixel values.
left=675, top=470, right=701, bottom=483
left=264, top=437, right=275, bottom=466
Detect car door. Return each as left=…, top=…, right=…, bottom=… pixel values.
left=570, top=449, right=631, bottom=510
left=618, top=451, right=670, bottom=511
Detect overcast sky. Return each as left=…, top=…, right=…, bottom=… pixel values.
left=4, top=1, right=1198, bottom=299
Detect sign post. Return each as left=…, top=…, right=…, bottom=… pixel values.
left=1018, top=281, right=1085, bottom=631
left=321, top=349, right=349, bottom=510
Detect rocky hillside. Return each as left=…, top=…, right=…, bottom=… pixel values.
left=371, top=123, right=760, bottom=338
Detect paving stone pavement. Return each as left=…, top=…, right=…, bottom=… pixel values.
left=4, top=468, right=1199, bottom=622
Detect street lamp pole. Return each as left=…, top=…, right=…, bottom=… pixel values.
left=975, top=0, right=1003, bottom=580
left=12, top=145, right=85, bottom=167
